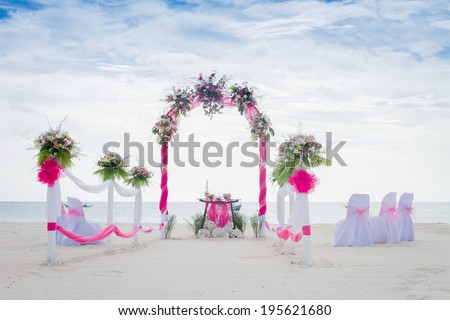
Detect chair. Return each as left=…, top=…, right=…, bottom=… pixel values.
left=56, top=197, right=104, bottom=246
left=334, top=194, right=372, bottom=246
left=397, top=193, right=415, bottom=241
left=371, top=192, right=400, bottom=244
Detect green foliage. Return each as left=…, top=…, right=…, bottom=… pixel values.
left=250, top=214, right=261, bottom=238
left=165, top=215, right=177, bottom=239
left=233, top=212, right=248, bottom=235
left=94, top=167, right=129, bottom=182
left=186, top=213, right=203, bottom=236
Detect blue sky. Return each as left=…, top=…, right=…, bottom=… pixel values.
left=1, top=0, right=450, bottom=203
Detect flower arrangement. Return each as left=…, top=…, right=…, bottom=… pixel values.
left=271, top=132, right=328, bottom=187
left=165, top=87, right=193, bottom=117
left=33, top=126, right=79, bottom=168
left=94, top=152, right=128, bottom=182
left=223, top=193, right=231, bottom=200
left=230, top=82, right=257, bottom=115
left=193, top=73, right=228, bottom=117
left=126, top=166, right=153, bottom=188
left=250, top=112, right=275, bottom=140
left=152, top=115, right=177, bottom=145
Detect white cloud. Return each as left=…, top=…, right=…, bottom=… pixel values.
left=1, top=0, right=450, bottom=202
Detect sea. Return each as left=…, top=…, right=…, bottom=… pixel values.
left=0, top=202, right=448, bottom=224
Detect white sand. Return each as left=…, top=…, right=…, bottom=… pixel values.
left=1, top=223, right=449, bottom=300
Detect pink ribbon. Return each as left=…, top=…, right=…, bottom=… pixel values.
left=67, top=208, right=84, bottom=219
left=258, top=136, right=267, bottom=216
left=302, top=225, right=311, bottom=236
left=159, top=144, right=169, bottom=216
left=356, top=208, right=368, bottom=214
left=265, top=222, right=302, bottom=242
left=55, top=224, right=155, bottom=243
left=47, top=222, right=57, bottom=231
left=405, top=206, right=413, bottom=213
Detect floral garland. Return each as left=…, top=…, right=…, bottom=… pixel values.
left=193, top=73, right=228, bottom=117
left=152, top=72, right=275, bottom=145
left=272, top=132, right=328, bottom=187
left=164, top=87, right=193, bottom=117
left=33, top=126, right=79, bottom=168
left=250, top=112, right=274, bottom=141
left=152, top=115, right=177, bottom=145
left=33, top=123, right=80, bottom=187
left=94, top=152, right=128, bottom=182
left=230, top=82, right=257, bottom=116
left=126, top=166, right=153, bottom=188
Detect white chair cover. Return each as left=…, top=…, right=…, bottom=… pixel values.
left=397, top=192, right=414, bottom=241
left=334, top=194, right=372, bottom=246
left=371, top=192, right=400, bottom=244
left=56, top=197, right=104, bottom=246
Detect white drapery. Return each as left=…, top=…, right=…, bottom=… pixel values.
left=46, top=169, right=144, bottom=254
left=276, top=183, right=312, bottom=266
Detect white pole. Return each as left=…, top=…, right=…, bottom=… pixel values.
left=132, top=187, right=142, bottom=246
left=46, top=180, right=61, bottom=264
left=106, top=182, right=114, bottom=252
left=297, top=193, right=312, bottom=266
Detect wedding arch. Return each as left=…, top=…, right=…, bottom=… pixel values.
left=152, top=73, right=275, bottom=237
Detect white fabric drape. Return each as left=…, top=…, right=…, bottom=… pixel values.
left=296, top=193, right=312, bottom=266
left=276, top=184, right=294, bottom=229
left=334, top=194, right=372, bottom=246
left=61, top=169, right=144, bottom=251
left=371, top=192, right=400, bottom=244
left=64, top=169, right=112, bottom=193
left=46, top=181, right=61, bottom=264
left=397, top=193, right=415, bottom=241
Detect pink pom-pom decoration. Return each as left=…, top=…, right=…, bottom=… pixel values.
left=38, top=157, right=63, bottom=187
left=288, top=169, right=318, bottom=194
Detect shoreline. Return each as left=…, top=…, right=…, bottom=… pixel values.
left=1, top=223, right=449, bottom=299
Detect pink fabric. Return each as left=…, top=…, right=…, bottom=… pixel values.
left=356, top=208, right=368, bottom=214
left=258, top=137, right=267, bottom=216
left=265, top=221, right=302, bottom=242
left=218, top=204, right=231, bottom=227
left=38, top=158, right=63, bottom=187
left=405, top=206, right=413, bottom=213
left=288, top=169, right=318, bottom=194
left=159, top=145, right=169, bottom=215
left=67, top=208, right=84, bottom=218
left=302, top=225, right=311, bottom=236
left=47, top=222, right=57, bottom=231
left=56, top=224, right=143, bottom=243
left=207, top=204, right=231, bottom=227
left=207, top=204, right=218, bottom=224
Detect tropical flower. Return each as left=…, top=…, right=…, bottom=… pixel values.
left=193, top=72, right=228, bottom=117
left=250, top=112, right=275, bottom=140
left=94, top=152, right=128, bottom=182
left=230, top=82, right=257, bottom=115
left=152, top=115, right=177, bottom=145
left=272, top=131, right=328, bottom=187
left=126, top=166, right=153, bottom=188
left=33, top=124, right=80, bottom=168
left=164, top=87, right=193, bottom=117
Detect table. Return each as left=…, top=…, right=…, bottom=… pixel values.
left=198, top=198, right=240, bottom=229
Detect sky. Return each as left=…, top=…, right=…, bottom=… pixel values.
left=1, top=0, right=450, bottom=203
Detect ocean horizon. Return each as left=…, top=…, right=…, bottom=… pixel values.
left=1, top=201, right=448, bottom=224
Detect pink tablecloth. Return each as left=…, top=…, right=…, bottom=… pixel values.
left=207, top=203, right=231, bottom=227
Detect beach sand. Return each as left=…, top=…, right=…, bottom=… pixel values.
left=0, top=223, right=449, bottom=300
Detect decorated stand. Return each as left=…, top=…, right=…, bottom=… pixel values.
left=268, top=132, right=327, bottom=265
left=152, top=73, right=274, bottom=238
left=34, top=126, right=155, bottom=263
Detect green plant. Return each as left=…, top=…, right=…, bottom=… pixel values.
left=250, top=214, right=260, bottom=238
left=233, top=212, right=248, bottom=235
left=186, top=213, right=203, bottom=236
left=165, top=215, right=177, bottom=239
